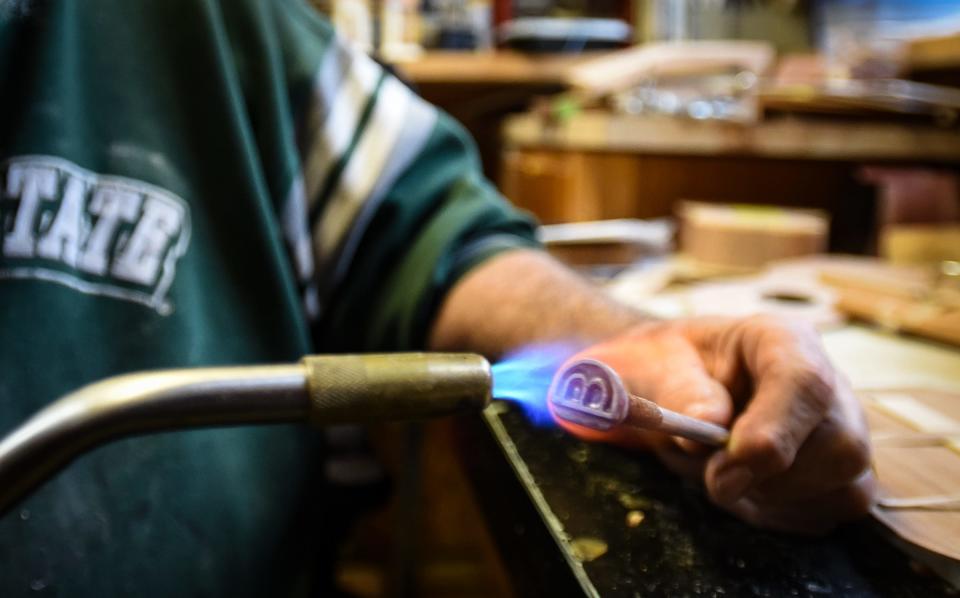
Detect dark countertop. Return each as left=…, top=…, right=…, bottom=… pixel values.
left=459, top=404, right=958, bottom=598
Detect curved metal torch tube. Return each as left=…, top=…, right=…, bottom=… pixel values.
left=0, top=365, right=309, bottom=518
left=0, top=353, right=492, bottom=518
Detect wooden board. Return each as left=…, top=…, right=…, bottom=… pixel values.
left=820, top=261, right=960, bottom=348
left=679, top=201, right=828, bottom=269
left=862, top=389, right=960, bottom=563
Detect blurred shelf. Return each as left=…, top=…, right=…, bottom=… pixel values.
left=394, top=50, right=607, bottom=86
left=909, top=32, right=960, bottom=72
left=504, top=111, right=960, bottom=163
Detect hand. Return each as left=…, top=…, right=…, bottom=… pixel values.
left=558, top=315, right=876, bottom=534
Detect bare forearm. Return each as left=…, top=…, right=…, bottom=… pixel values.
left=429, top=249, right=647, bottom=358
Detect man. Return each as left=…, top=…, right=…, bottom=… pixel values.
left=0, top=0, right=873, bottom=595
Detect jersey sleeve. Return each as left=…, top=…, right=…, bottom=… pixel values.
left=270, top=0, right=541, bottom=352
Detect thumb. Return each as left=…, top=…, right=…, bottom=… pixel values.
left=643, top=367, right=733, bottom=454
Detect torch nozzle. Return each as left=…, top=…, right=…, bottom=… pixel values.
left=301, top=353, right=491, bottom=424
left=548, top=359, right=729, bottom=447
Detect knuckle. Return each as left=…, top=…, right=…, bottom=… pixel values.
left=743, top=427, right=795, bottom=473
left=791, top=366, right=834, bottom=414
left=834, top=432, right=872, bottom=480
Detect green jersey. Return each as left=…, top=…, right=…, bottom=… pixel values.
left=0, top=0, right=537, bottom=594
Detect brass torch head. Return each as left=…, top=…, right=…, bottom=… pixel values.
left=548, top=359, right=629, bottom=431
left=301, top=353, right=492, bottom=425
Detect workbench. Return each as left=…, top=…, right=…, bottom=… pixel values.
left=500, top=110, right=960, bottom=254
left=459, top=326, right=960, bottom=597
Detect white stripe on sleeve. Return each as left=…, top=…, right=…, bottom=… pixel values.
left=325, top=93, right=437, bottom=290
left=311, top=77, right=410, bottom=263
left=301, top=39, right=382, bottom=207
left=281, top=175, right=314, bottom=282
left=311, top=77, right=436, bottom=278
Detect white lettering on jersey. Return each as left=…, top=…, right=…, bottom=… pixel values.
left=79, top=186, right=142, bottom=276
left=4, top=162, right=57, bottom=258
left=113, top=195, right=182, bottom=286
left=36, top=176, right=87, bottom=267
left=0, top=155, right=191, bottom=315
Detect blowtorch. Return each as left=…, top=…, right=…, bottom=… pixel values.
left=0, top=353, right=490, bottom=517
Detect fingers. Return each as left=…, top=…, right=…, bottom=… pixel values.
left=721, top=363, right=834, bottom=483
left=706, top=317, right=840, bottom=501
left=653, top=443, right=709, bottom=479
left=605, top=326, right=735, bottom=453
left=641, top=366, right=733, bottom=454
left=719, top=470, right=877, bottom=535
left=748, top=415, right=871, bottom=503
left=700, top=316, right=874, bottom=531
left=708, top=381, right=871, bottom=506
left=643, top=361, right=733, bottom=424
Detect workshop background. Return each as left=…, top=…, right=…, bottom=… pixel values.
left=301, top=1, right=960, bottom=596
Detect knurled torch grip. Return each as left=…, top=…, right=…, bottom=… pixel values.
left=300, top=353, right=492, bottom=424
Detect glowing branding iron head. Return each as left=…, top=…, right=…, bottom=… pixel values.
left=548, top=359, right=629, bottom=431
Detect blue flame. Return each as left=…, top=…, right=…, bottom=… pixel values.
left=491, top=342, right=579, bottom=426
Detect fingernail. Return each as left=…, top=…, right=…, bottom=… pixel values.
left=674, top=437, right=701, bottom=453
left=713, top=466, right=753, bottom=505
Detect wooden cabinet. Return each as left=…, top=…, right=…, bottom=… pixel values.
left=500, top=112, right=960, bottom=252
